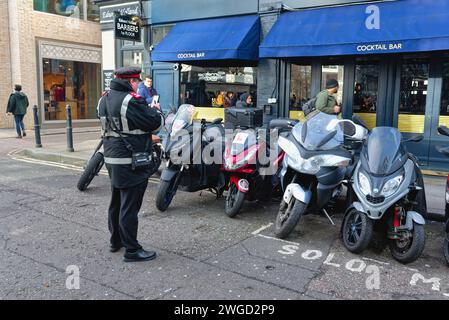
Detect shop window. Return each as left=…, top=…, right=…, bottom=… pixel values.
left=290, top=65, right=312, bottom=111
left=179, top=65, right=257, bottom=108
left=33, top=0, right=99, bottom=21
left=321, top=65, right=344, bottom=104
left=399, top=59, right=429, bottom=115
left=87, top=0, right=100, bottom=22
left=353, top=64, right=379, bottom=113
left=43, top=58, right=101, bottom=121
left=122, top=51, right=144, bottom=70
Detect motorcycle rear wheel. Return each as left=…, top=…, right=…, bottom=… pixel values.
left=225, top=183, right=245, bottom=218
left=389, top=222, right=425, bottom=264
left=274, top=199, right=306, bottom=239
left=77, top=152, right=104, bottom=191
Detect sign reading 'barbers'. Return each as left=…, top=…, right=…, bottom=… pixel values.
left=115, top=15, right=141, bottom=42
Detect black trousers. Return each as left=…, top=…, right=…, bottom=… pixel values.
left=108, top=180, right=148, bottom=253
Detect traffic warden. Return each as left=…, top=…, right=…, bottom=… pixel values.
left=97, top=67, right=163, bottom=262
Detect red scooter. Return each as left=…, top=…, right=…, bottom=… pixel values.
left=222, top=120, right=295, bottom=218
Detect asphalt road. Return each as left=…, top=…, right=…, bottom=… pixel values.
left=1, top=136, right=449, bottom=300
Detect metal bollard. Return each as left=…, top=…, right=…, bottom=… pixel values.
left=33, top=105, right=42, bottom=148
left=66, top=104, right=74, bottom=152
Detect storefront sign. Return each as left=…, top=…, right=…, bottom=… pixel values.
left=115, top=15, right=141, bottom=42
left=100, top=2, right=141, bottom=24
left=356, top=43, right=403, bottom=53
left=198, top=72, right=225, bottom=82
left=177, top=52, right=206, bottom=59
left=103, top=70, right=114, bottom=91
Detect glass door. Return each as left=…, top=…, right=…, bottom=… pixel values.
left=353, top=62, right=380, bottom=129
left=321, top=64, right=344, bottom=104
left=396, top=57, right=431, bottom=165
left=289, top=64, right=312, bottom=121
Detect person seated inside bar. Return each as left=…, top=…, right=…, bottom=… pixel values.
left=236, top=93, right=253, bottom=108
left=192, top=80, right=209, bottom=107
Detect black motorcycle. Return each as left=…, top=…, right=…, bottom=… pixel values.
left=437, top=125, right=449, bottom=266
left=155, top=104, right=226, bottom=212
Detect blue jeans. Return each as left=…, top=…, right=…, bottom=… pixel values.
left=14, top=114, right=25, bottom=136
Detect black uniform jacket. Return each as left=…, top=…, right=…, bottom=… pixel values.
left=97, top=78, right=162, bottom=188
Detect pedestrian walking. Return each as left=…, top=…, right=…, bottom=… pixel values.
left=6, top=84, right=29, bottom=139
left=315, top=79, right=341, bottom=115
left=137, top=75, right=159, bottom=106
left=97, top=67, right=163, bottom=262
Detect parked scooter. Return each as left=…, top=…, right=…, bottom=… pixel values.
left=437, top=125, right=449, bottom=266
left=155, top=104, right=226, bottom=212
left=274, top=112, right=367, bottom=239
left=342, top=125, right=427, bottom=264
left=222, top=119, right=296, bottom=218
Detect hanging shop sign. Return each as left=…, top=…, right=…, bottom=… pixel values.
left=103, top=70, right=114, bottom=91
left=114, top=15, right=141, bottom=42
left=100, top=2, right=141, bottom=24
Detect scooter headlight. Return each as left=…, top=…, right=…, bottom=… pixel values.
left=380, top=175, right=404, bottom=197
left=358, top=172, right=371, bottom=196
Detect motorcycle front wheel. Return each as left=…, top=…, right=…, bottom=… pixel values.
left=155, top=177, right=178, bottom=212
left=274, top=199, right=306, bottom=239
left=224, top=183, right=246, bottom=218
left=77, top=152, right=104, bottom=191
left=342, top=209, right=373, bottom=254
left=388, top=222, right=425, bottom=264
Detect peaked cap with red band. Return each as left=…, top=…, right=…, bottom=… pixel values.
left=114, top=67, right=142, bottom=81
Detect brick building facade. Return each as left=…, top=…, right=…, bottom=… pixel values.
left=0, top=0, right=102, bottom=129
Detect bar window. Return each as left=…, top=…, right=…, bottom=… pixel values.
left=179, top=65, right=257, bottom=108
left=440, top=63, right=449, bottom=117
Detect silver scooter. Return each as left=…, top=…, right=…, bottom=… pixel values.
left=342, top=126, right=427, bottom=264
left=274, top=112, right=367, bottom=239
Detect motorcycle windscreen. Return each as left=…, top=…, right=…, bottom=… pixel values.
left=292, top=112, right=343, bottom=151
left=364, top=127, right=405, bottom=175
left=230, top=130, right=257, bottom=156
left=170, top=104, right=197, bottom=136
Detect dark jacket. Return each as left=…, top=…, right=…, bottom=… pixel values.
left=97, top=78, right=163, bottom=188
left=236, top=93, right=252, bottom=108
left=137, top=82, right=158, bottom=105
left=7, top=91, right=29, bottom=115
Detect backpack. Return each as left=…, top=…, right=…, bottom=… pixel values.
left=302, top=97, right=316, bottom=116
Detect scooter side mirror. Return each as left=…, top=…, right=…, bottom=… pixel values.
left=352, top=115, right=368, bottom=130
left=438, top=126, right=449, bottom=137
left=211, top=118, right=223, bottom=125
left=404, top=135, right=424, bottom=143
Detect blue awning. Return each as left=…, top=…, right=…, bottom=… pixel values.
left=152, top=15, right=260, bottom=63
left=260, top=0, right=449, bottom=58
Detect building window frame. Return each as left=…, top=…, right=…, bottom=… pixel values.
left=33, top=0, right=100, bottom=22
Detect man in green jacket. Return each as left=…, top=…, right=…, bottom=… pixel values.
left=6, top=85, right=29, bottom=138
left=315, top=79, right=341, bottom=115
